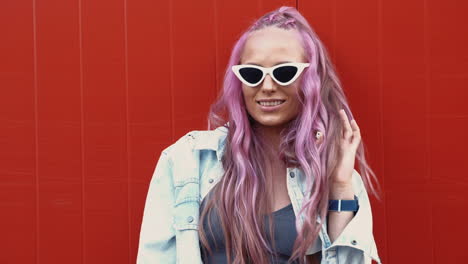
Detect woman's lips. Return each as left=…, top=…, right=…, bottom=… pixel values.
left=256, top=100, right=286, bottom=112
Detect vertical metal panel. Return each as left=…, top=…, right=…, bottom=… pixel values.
left=259, top=0, right=297, bottom=14
left=382, top=0, right=432, bottom=263
left=382, top=0, right=427, bottom=185
left=299, top=0, right=335, bottom=59
left=0, top=1, right=37, bottom=264
left=427, top=0, right=468, bottom=261
left=125, top=0, right=172, bottom=261
left=81, top=0, right=129, bottom=263
left=213, top=1, right=258, bottom=95
left=170, top=0, right=217, bottom=136
left=386, top=189, right=433, bottom=262
left=35, top=0, right=83, bottom=263
left=336, top=2, right=388, bottom=262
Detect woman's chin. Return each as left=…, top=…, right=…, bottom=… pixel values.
left=253, top=118, right=288, bottom=128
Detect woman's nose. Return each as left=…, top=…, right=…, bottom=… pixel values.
left=260, top=74, right=276, bottom=92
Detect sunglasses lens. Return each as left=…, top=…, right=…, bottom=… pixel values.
left=239, top=67, right=263, bottom=85
left=273, top=66, right=298, bottom=83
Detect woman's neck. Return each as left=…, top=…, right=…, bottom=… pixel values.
left=254, top=123, right=286, bottom=152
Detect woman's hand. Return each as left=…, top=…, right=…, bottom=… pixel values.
left=330, top=109, right=361, bottom=196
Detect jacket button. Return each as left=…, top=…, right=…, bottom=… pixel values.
left=208, top=178, right=214, bottom=183
left=289, top=171, right=295, bottom=178
left=351, top=239, right=357, bottom=245
left=187, top=216, right=194, bottom=223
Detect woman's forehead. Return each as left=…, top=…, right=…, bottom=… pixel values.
left=241, top=27, right=304, bottom=65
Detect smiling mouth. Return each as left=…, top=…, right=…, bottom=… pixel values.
left=256, top=100, right=286, bottom=107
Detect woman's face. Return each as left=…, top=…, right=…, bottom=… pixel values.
left=240, top=26, right=307, bottom=129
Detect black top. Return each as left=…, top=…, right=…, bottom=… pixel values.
left=199, top=196, right=300, bottom=264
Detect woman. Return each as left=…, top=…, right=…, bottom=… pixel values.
left=137, top=6, right=382, bottom=264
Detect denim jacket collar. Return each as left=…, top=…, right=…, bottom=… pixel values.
left=192, top=124, right=228, bottom=161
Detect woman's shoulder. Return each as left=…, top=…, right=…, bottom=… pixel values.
left=162, top=125, right=228, bottom=157
left=159, top=126, right=228, bottom=185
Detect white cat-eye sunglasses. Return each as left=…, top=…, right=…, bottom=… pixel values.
left=231, top=62, right=310, bottom=87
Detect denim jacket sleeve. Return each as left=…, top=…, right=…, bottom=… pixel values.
left=136, top=150, right=176, bottom=264
left=319, top=169, right=382, bottom=264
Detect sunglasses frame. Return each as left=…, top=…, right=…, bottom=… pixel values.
left=231, top=62, right=310, bottom=87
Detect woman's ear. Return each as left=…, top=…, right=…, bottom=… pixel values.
left=315, top=131, right=324, bottom=144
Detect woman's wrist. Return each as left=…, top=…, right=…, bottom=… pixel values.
left=329, top=182, right=354, bottom=200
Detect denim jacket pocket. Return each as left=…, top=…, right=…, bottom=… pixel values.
left=174, top=198, right=199, bottom=230
left=173, top=182, right=203, bottom=264
left=173, top=199, right=202, bottom=264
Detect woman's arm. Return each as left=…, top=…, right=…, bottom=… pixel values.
left=136, top=151, right=177, bottom=264
left=326, top=109, right=361, bottom=243
left=322, top=170, right=382, bottom=263
left=327, top=183, right=355, bottom=242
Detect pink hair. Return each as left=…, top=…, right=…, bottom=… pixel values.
left=199, top=6, right=382, bottom=264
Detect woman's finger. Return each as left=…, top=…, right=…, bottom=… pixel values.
left=350, top=119, right=360, bottom=133
left=340, top=109, right=352, bottom=139
left=350, top=119, right=361, bottom=147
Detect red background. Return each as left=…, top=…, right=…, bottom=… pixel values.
left=1, top=0, right=467, bottom=263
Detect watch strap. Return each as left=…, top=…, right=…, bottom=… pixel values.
left=328, top=195, right=359, bottom=212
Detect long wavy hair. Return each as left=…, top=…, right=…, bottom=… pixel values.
left=199, top=6, right=381, bottom=264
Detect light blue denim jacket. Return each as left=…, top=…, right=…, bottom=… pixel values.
left=137, top=125, right=381, bottom=264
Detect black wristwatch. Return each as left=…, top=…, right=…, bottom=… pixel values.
left=328, top=195, right=359, bottom=212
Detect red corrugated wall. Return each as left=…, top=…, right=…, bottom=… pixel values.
left=1, top=0, right=467, bottom=263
